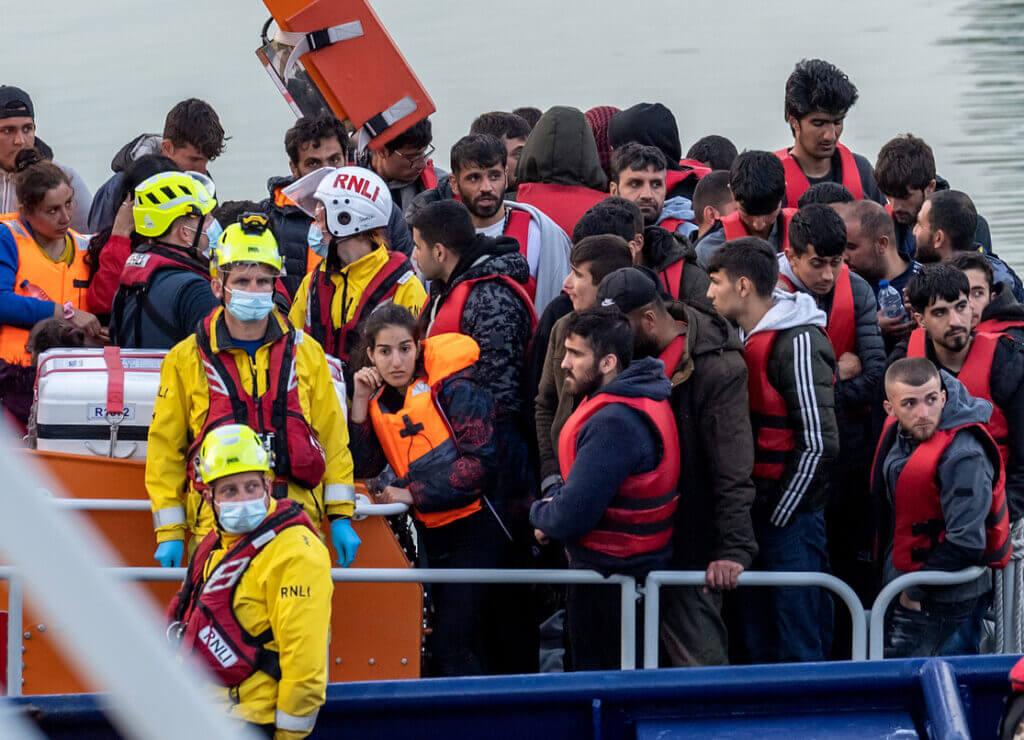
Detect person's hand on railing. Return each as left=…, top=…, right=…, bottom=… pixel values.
left=704, top=560, right=744, bottom=591
left=153, top=540, right=184, bottom=568
left=899, top=592, right=922, bottom=611
left=534, top=528, right=549, bottom=546
left=376, top=486, right=413, bottom=505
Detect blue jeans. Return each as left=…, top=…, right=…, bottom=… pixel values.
left=740, top=509, right=833, bottom=663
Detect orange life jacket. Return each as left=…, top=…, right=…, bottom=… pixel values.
left=514, top=182, right=606, bottom=242
left=779, top=263, right=856, bottom=358
left=368, top=332, right=483, bottom=528
left=0, top=217, right=90, bottom=364
left=871, top=416, right=1010, bottom=571
left=907, top=328, right=1010, bottom=466
left=775, top=143, right=865, bottom=209
left=744, top=330, right=796, bottom=481
left=558, top=391, right=680, bottom=559
left=720, top=208, right=796, bottom=252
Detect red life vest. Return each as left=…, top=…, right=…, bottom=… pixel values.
left=502, top=208, right=537, bottom=301
left=112, top=244, right=211, bottom=348
left=775, top=143, right=865, bottom=209
left=871, top=416, right=1010, bottom=571
left=977, top=318, right=1024, bottom=336
left=305, top=251, right=415, bottom=363
left=170, top=499, right=317, bottom=687
left=658, top=332, right=687, bottom=378
left=420, top=161, right=439, bottom=191
left=779, top=264, right=856, bottom=358
left=665, top=162, right=711, bottom=193
left=558, top=392, right=680, bottom=559
left=188, top=311, right=327, bottom=493
left=514, top=182, right=606, bottom=241
left=744, top=330, right=796, bottom=481
left=427, top=274, right=539, bottom=338
left=907, top=328, right=1010, bottom=464
left=657, top=259, right=686, bottom=300
left=1011, top=656, right=1024, bottom=692
left=720, top=208, right=796, bottom=252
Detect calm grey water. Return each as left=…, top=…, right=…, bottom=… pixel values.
left=4, top=0, right=1022, bottom=265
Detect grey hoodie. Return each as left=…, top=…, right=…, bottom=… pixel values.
left=880, top=371, right=996, bottom=603
left=744, top=290, right=839, bottom=526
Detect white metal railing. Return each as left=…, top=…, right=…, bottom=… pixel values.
left=868, top=567, right=987, bottom=660
left=642, top=570, right=868, bottom=664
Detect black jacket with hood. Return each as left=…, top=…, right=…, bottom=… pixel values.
left=643, top=226, right=712, bottom=311
left=980, top=283, right=1024, bottom=342
left=514, top=106, right=608, bottom=192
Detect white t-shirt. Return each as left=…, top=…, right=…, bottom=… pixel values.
left=476, top=212, right=542, bottom=278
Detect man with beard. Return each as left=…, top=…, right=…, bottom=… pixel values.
left=841, top=200, right=920, bottom=352
left=874, top=133, right=993, bottom=258
left=888, top=264, right=1024, bottom=523
left=775, top=59, right=886, bottom=209
left=706, top=237, right=838, bottom=662
left=873, top=357, right=1009, bottom=657
left=608, top=145, right=711, bottom=306
left=469, top=111, right=531, bottom=189
left=446, top=134, right=571, bottom=314
left=530, top=307, right=679, bottom=671
left=412, top=199, right=539, bottom=673
left=595, top=267, right=756, bottom=666
left=913, top=189, right=1023, bottom=301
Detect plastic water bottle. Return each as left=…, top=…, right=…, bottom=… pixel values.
left=878, top=280, right=907, bottom=322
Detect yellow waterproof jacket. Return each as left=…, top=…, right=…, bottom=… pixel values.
left=198, top=500, right=333, bottom=738
left=147, top=308, right=354, bottom=543
left=288, top=244, right=426, bottom=349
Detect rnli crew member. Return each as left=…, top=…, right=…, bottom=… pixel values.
left=445, top=133, right=571, bottom=315
left=912, top=189, right=1024, bottom=301
left=348, top=304, right=503, bottom=676
left=840, top=200, right=921, bottom=352
left=287, top=166, right=426, bottom=388
left=952, top=252, right=1024, bottom=338
left=608, top=144, right=711, bottom=305
left=530, top=307, right=679, bottom=671
left=412, top=198, right=539, bottom=674
left=361, top=117, right=446, bottom=218
left=109, top=170, right=220, bottom=349
left=260, top=115, right=349, bottom=300
left=780, top=204, right=885, bottom=606
left=146, top=217, right=358, bottom=569
left=534, top=236, right=634, bottom=498
left=706, top=237, right=839, bottom=662
left=0, top=162, right=101, bottom=364
left=695, top=151, right=795, bottom=268
left=168, top=424, right=331, bottom=738
left=873, top=133, right=993, bottom=259
left=888, top=264, right=1024, bottom=522
left=596, top=267, right=756, bottom=667
left=874, top=358, right=1009, bottom=657
left=775, top=59, right=886, bottom=209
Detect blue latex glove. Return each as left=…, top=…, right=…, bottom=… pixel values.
left=330, top=518, right=361, bottom=567
left=154, top=540, right=184, bottom=568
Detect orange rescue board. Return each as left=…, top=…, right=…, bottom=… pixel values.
left=0, top=450, right=422, bottom=694
left=263, top=0, right=435, bottom=150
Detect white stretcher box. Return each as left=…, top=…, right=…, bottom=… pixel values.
left=33, top=347, right=167, bottom=460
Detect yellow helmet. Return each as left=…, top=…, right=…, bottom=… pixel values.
left=212, top=212, right=283, bottom=274
left=197, top=424, right=271, bottom=486
left=133, top=171, right=216, bottom=238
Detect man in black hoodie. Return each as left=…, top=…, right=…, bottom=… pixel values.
left=412, top=199, right=539, bottom=673
left=531, top=307, right=679, bottom=671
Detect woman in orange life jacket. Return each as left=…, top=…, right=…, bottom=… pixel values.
left=347, top=303, right=507, bottom=676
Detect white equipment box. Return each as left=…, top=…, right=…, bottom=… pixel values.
left=34, top=347, right=166, bottom=460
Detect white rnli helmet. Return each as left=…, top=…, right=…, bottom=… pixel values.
left=311, top=166, right=392, bottom=239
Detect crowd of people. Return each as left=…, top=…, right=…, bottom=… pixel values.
left=2, top=56, right=1023, bottom=736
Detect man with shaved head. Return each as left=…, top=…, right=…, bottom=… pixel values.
left=873, top=357, right=1008, bottom=657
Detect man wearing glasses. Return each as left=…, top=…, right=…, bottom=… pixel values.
left=362, top=118, right=446, bottom=218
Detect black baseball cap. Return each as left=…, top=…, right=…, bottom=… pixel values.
left=0, top=86, right=34, bottom=120
left=597, top=266, right=661, bottom=313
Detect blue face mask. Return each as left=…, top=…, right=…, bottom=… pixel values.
left=203, top=219, right=223, bottom=257
left=307, top=221, right=326, bottom=256
left=226, top=288, right=275, bottom=321
left=217, top=496, right=268, bottom=534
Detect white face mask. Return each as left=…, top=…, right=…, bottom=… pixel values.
left=217, top=496, right=268, bottom=534
left=225, top=288, right=275, bottom=321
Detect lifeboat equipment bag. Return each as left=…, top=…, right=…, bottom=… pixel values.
left=257, top=0, right=436, bottom=151
left=33, top=347, right=167, bottom=459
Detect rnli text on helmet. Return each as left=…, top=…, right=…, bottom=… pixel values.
left=332, top=172, right=380, bottom=202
